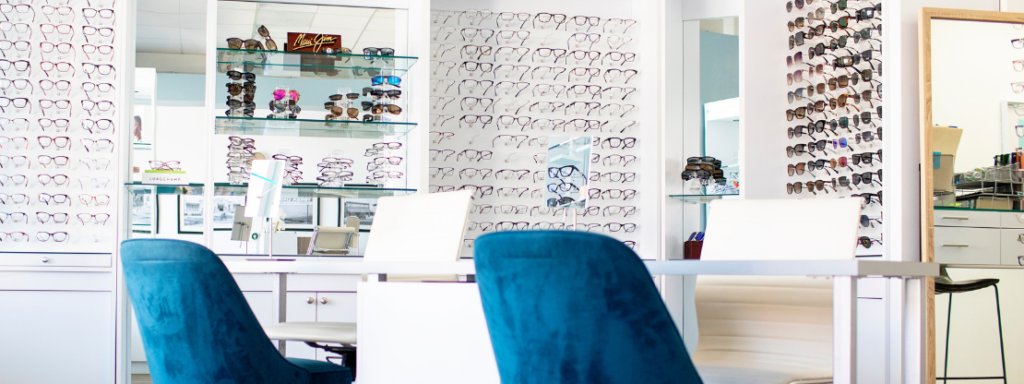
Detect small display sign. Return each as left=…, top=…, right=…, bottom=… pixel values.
left=287, top=32, right=341, bottom=53
left=141, top=170, right=188, bottom=185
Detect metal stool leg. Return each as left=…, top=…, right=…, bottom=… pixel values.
left=943, top=293, right=952, bottom=384
left=994, top=286, right=1007, bottom=384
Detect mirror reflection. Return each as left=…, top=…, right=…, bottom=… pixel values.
left=545, top=136, right=592, bottom=210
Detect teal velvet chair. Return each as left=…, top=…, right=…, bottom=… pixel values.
left=122, top=239, right=352, bottom=384
left=474, top=231, right=703, bottom=384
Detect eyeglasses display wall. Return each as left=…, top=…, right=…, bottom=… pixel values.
left=428, top=9, right=640, bottom=257
left=783, top=0, right=884, bottom=256
left=0, top=0, right=122, bottom=254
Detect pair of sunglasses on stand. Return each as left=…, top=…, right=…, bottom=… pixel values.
left=361, top=101, right=402, bottom=115
left=226, top=26, right=276, bottom=50
left=326, top=105, right=360, bottom=120
left=361, top=87, right=402, bottom=99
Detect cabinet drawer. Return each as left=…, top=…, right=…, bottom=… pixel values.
left=0, top=253, right=111, bottom=267
left=934, top=227, right=1001, bottom=265
left=1001, top=229, right=1024, bottom=266
left=1001, top=212, right=1024, bottom=229
left=934, top=210, right=1000, bottom=228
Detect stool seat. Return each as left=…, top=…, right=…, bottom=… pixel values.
left=935, top=277, right=999, bottom=294
left=265, top=322, right=357, bottom=344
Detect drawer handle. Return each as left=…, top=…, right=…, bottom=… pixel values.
left=306, top=297, right=315, bottom=304
left=942, top=244, right=970, bottom=248
left=1019, top=256, right=1024, bottom=266
left=320, top=297, right=328, bottom=305
left=1017, top=214, right=1024, bottom=223
left=41, top=257, right=48, bottom=263
left=941, top=216, right=970, bottom=220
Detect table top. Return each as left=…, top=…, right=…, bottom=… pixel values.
left=222, top=258, right=939, bottom=277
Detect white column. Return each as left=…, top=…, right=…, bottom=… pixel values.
left=833, top=276, right=858, bottom=384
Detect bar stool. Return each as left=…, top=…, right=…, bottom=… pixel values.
left=937, top=266, right=1007, bottom=384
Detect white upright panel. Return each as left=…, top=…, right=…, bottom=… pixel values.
left=357, top=282, right=500, bottom=384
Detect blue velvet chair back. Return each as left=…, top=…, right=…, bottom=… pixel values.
left=474, top=231, right=703, bottom=384
left=122, top=239, right=318, bottom=383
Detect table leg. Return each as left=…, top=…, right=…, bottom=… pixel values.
left=833, top=276, right=857, bottom=384
left=271, top=272, right=287, bottom=354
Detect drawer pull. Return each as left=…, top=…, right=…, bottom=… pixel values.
left=1019, top=256, right=1024, bottom=266
left=941, top=244, right=970, bottom=248
left=306, top=297, right=315, bottom=304
left=1016, top=214, right=1024, bottom=223
left=41, top=257, right=48, bottom=264
left=942, top=216, right=970, bottom=220
left=320, top=297, right=328, bottom=305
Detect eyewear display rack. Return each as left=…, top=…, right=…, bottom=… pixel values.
left=116, top=0, right=431, bottom=380
left=122, top=0, right=430, bottom=254
left=0, top=0, right=133, bottom=380
left=426, top=5, right=659, bottom=260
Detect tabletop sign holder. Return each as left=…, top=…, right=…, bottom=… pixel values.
left=245, top=159, right=286, bottom=257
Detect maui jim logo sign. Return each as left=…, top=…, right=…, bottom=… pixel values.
left=287, top=32, right=341, bottom=53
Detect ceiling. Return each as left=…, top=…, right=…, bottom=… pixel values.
left=136, top=0, right=400, bottom=55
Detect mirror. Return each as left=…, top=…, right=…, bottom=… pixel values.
left=544, top=136, right=592, bottom=210
left=921, top=8, right=1024, bottom=263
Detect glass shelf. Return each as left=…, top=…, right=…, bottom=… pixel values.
left=216, top=48, right=418, bottom=80
left=215, top=117, right=416, bottom=139
left=669, top=194, right=739, bottom=204
left=127, top=182, right=416, bottom=198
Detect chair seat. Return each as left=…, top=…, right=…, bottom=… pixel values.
left=285, top=357, right=353, bottom=384
left=697, top=364, right=830, bottom=384
left=265, top=322, right=357, bottom=344
left=935, top=278, right=999, bottom=294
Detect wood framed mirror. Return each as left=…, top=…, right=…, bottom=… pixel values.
left=920, top=7, right=1024, bottom=381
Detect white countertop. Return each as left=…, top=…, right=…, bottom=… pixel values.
left=222, top=258, right=939, bottom=277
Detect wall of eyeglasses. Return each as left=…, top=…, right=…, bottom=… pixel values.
left=783, top=0, right=884, bottom=256
left=0, top=0, right=121, bottom=253
left=428, top=8, right=642, bottom=258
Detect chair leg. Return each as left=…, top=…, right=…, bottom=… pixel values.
left=994, top=286, right=1007, bottom=384
left=943, top=293, right=952, bottom=384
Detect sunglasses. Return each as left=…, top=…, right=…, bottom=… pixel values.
left=371, top=75, right=401, bottom=87
left=226, top=38, right=263, bottom=50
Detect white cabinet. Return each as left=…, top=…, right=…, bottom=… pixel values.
left=934, top=209, right=1022, bottom=266
left=286, top=292, right=319, bottom=360
left=0, top=291, right=113, bottom=384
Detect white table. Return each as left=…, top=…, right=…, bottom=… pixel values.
left=224, top=258, right=938, bottom=384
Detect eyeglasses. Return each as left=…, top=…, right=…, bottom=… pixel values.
left=0, top=59, right=29, bottom=76
left=38, top=117, right=69, bottom=131
left=588, top=188, right=637, bottom=200
left=0, top=117, right=29, bottom=131
left=1, top=4, right=35, bottom=22
left=76, top=213, right=109, bottom=225
left=38, top=193, right=69, bottom=205
left=149, top=160, right=180, bottom=171
left=495, top=11, right=530, bottom=28
left=458, top=184, right=494, bottom=197
left=82, top=62, right=114, bottom=78
left=0, top=211, right=27, bottom=224
left=35, top=211, right=68, bottom=224
left=0, top=193, right=27, bottom=205
left=37, top=135, right=69, bottom=149
left=78, top=194, right=110, bottom=206
left=81, top=138, right=112, bottom=152
left=0, top=174, right=27, bottom=186
left=36, top=231, right=68, bottom=242
left=0, top=155, right=29, bottom=168
left=0, top=231, right=28, bottom=242
left=0, top=39, right=30, bottom=59
left=590, top=172, right=637, bottom=183
left=79, top=158, right=110, bottom=170
left=36, top=155, right=67, bottom=168
left=0, top=135, right=27, bottom=149
left=37, top=173, right=68, bottom=186
left=77, top=176, right=109, bottom=189
left=40, top=5, right=72, bottom=23
left=0, top=21, right=32, bottom=39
